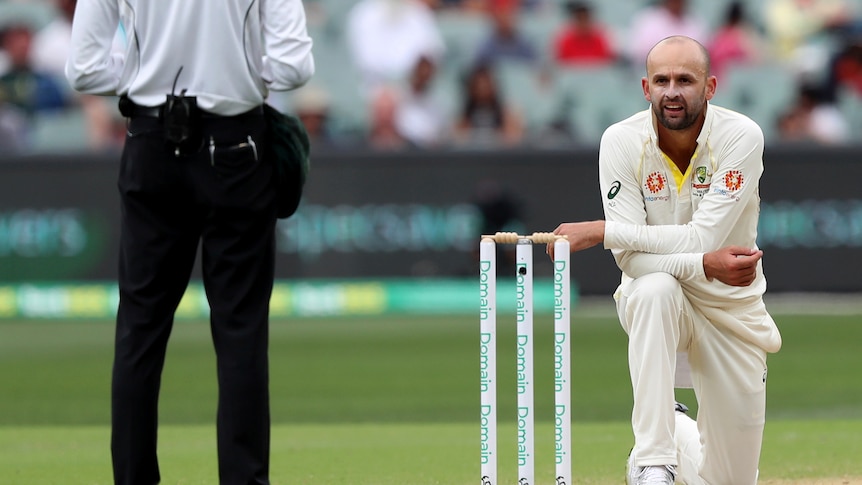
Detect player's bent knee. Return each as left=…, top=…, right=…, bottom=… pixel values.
left=628, top=272, right=683, bottom=303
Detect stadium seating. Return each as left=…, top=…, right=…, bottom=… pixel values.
left=0, top=1, right=54, bottom=30
left=28, top=109, right=91, bottom=153
left=711, top=63, right=797, bottom=142
left=436, top=11, right=491, bottom=78
left=4, top=0, right=862, bottom=152
left=554, top=65, right=646, bottom=142
left=837, top=86, right=862, bottom=135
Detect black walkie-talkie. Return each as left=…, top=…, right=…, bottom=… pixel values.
left=161, top=67, right=201, bottom=154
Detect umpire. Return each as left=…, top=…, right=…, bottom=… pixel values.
left=66, top=1, right=314, bottom=484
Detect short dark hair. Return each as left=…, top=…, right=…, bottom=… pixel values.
left=564, top=1, right=591, bottom=16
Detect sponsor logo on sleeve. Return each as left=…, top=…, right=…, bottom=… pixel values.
left=711, top=169, right=744, bottom=200
left=724, top=170, right=744, bottom=191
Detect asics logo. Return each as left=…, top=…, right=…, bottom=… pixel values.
left=607, top=181, right=621, bottom=199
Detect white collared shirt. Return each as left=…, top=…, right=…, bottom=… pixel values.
left=66, top=0, right=315, bottom=115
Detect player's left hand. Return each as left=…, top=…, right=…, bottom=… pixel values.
left=703, top=246, right=763, bottom=286
left=546, top=221, right=605, bottom=258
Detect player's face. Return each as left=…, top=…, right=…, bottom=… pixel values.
left=642, top=42, right=716, bottom=131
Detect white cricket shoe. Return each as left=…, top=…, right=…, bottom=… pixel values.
left=625, top=402, right=686, bottom=484
left=626, top=462, right=676, bottom=485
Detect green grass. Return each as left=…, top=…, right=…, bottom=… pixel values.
left=1, top=312, right=861, bottom=483
left=1, top=421, right=861, bottom=484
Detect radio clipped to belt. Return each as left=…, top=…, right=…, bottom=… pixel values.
left=161, top=67, right=202, bottom=156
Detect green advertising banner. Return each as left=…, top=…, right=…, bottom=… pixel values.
left=2, top=147, right=861, bottom=293
left=0, top=278, right=579, bottom=320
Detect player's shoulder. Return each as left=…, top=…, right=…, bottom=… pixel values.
left=601, top=109, right=651, bottom=147
left=706, top=104, right=764, bottom=146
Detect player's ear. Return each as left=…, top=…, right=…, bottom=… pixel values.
left=705, top=75, right=717, bottom=101
left=642, top=77, right=651, bottom=102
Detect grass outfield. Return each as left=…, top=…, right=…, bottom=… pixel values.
left=2, top=421, right=861, bottom=484
left=1, top=310, right=861, bottom=483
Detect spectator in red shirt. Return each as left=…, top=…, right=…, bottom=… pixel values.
left=552, top=1, right=616, bottom=66
left=707, top=1, right=765, bottom=80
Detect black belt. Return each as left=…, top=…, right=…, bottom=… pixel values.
left=124, top=103, right=264, bottom=119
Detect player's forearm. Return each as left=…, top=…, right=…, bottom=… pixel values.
left=613, top=250, right=706, bottom=281
left=603, top=219, right=705, bottom=253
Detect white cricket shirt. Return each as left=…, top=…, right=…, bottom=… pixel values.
left=66, top=0, right=315, bottom=116
left=600, top=104, right=781, bottom=353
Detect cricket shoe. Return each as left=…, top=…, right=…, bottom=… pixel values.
left=626, top=460, right=676, bottom=485
left=624, top=402, right=686, bottom=484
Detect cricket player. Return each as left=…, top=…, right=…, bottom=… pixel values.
left=546, top=36, right=782, bottom=484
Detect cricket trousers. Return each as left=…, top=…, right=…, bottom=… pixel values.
left=111, top=110, right=276, bottom=485
left=616, top=272, right=768, bottom=485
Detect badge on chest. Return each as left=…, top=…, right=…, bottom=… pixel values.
left=692, top=165, right=712, bottom=198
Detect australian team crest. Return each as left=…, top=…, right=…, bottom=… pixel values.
left=692, top=166, right=711, bottom=197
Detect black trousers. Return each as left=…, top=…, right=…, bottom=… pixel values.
left=111, top=111, right=276, bottom=485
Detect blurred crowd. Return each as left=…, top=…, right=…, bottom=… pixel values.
left=2, top=0, right=862, bottom=155
left=0, top=0, right=127, bottom=154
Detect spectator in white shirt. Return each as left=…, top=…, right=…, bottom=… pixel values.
left=345, top=0, right=446, bottom=94
left=395, top=55, right=450, bottom=147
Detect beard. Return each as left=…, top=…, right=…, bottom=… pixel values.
left=652, top=97, right=705, bottom=131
